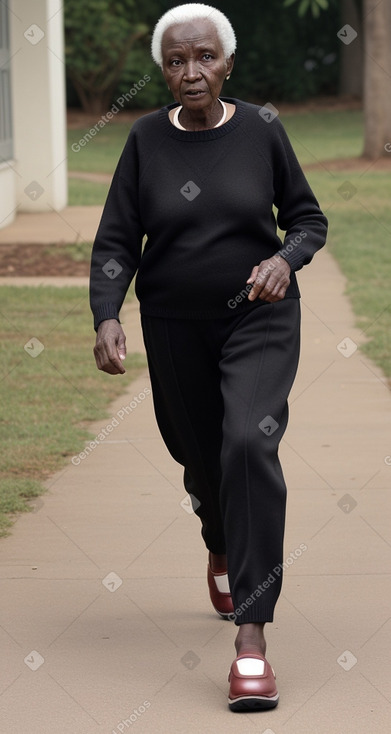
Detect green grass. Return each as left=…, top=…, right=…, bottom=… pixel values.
left=68, top=124, right=132, bottom=173
left=0, top=286, right=146, bottom=536
left=67, top=109, right=364, bottom=173
left=280, top=108, right=391, bottom=380
left=301, top=166, right=391, bottom=376
left=281, top=109, right=364, bottom=165
left=43, top=241, right=93, bottom=261
left=68, top=178, right=109, bottom=206
left=61, top=240, right=94, bottom=262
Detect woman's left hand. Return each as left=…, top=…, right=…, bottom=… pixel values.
left=247, top=255, right=291, bottom=303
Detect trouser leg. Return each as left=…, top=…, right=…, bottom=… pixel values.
left=140, top=315, right=226, bottom=553
left=219, top=299, right=301, bottom=623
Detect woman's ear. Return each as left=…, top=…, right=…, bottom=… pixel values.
left=226, top=53, right=235, bottom=78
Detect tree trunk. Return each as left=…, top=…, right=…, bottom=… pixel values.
left=363, top=0, right=391, bottom=158
left=384, top=0, right=391, bottom=142
left=68, top=29, right=147, bottom=117
left=69, top=76, right=110, bottom=115
left=339, top=0, right=363, bottom=97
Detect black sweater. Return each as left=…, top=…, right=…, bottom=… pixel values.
left=90, top=97, right=328, bottom=329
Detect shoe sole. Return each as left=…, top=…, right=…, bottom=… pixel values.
left=228, top=693, right=279, bottom=711
left=211, top=604, right=234, bottom=620
left=218, top=610, right=234, bottom=620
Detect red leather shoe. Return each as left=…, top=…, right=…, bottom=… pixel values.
left=228, top=652, right=279, bottom=711
left=207, top=563, right=234, bottom=619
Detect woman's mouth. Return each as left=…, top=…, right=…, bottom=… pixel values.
left=185, top=90, right=206, bottom=96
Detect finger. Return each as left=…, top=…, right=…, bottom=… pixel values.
left=252, top=277, right=282, bottom=302
left=107, top=357, right=126, bottom=374
left=94, top=343, right=126, bottom=374
left=248, top=259, right=278, bottom=300
left=104, top=350, right=126, bottom=374
left=261, top=280, right=289, bottom=303
left=248, top=270, right=267, bottom=300
left=117, top=333, right=127, bottom=362
left=100, top=358, right=126, bottom=375
left=105, top=362, right=126, bottom=375
left=246, top=266, right=259, bottom=285
left=248, top=272, right=272, bottom=301
left=263, top=291, right=283, bottom=303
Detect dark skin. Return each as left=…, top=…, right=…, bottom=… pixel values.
left=161, top=19, right=235, bottom=131
left=94, top=18, right=291, bottom=658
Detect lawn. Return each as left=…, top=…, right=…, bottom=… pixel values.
left=68, top=123, right=133, bottom=174
left=282, top=108, right=364, bottom=164
left=303, top=165, right=391, bottom=378
left=68, top=178, right=110, bottom=206
left=67, top=109, right=364, bottom=173
left=0, top=286, right=145, bottom=535
left=283, top=107, right=390, bottom=378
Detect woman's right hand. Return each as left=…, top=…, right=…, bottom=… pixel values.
left=93, top=319, right=127, bottom=375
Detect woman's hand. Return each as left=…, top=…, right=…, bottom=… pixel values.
left=247, top=255, right=291, bottom=303
left=93, top=319, right=127, bottom=375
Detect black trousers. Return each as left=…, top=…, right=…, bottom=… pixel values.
left=141, top=299, right=301, bottom=623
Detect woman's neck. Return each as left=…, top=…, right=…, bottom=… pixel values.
left=170, top=99, right=236, bottom=131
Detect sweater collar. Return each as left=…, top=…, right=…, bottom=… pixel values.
left=159, top=97, right=246, bottom=141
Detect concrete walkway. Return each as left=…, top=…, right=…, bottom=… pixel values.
left=1, top=247, right=391, bottom=734
left=0, top=206, right=103, bottom=245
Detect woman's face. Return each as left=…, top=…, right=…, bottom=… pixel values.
left=161, top=18, right=234, bottom=111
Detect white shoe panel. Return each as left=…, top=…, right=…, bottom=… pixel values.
left=236, top=658, right=265, bottom=676
left=215, top=573, right=230, bottom=593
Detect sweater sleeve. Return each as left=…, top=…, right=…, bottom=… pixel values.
left=89, top=129, right=144, bottom=331
left=272, top=119, right=328, bottom=271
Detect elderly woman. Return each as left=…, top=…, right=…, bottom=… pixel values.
left=90, top=3, right=327, bottom=712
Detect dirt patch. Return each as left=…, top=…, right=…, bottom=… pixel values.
left=67, top=108, right=155, bottom=130
left=304, top=156, right=391, bottom=172
left=0, top=244, right=90, bottom=277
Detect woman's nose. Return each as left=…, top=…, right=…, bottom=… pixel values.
left=183, top=61, right=202, bottom=80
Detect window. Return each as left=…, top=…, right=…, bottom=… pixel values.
left=0, top=2, right=13, bottom=161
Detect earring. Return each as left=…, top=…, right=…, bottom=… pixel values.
left=226, top=74, right=231, bottom=80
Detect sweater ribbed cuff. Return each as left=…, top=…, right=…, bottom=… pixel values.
left=93, top=303, right=120, bottom=331
left=276, top=244, right=305, bottom=272
left=232, top=603, right=276, bottom=625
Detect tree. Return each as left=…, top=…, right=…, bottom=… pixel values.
left=339, top=0, right=363, bottom=97
left=286, top=0, right=391, bottom=159
left=283, top=0, right=330, bottom=18
left=362, top=0, right=391, bottom=158
left=64, top=0, right=148, bottom=115
left=218, top=0, right=340, bottom=102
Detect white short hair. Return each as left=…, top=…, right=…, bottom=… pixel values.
left=151, top=3, right=236, bottom=67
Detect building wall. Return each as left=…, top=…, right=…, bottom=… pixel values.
left=0, top=1, right=15, bottom=228
left=0, top=0, right=67, bottom=229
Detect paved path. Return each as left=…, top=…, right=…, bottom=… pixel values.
left=0, top=207, right=103, bottom=245
left=1, top=247, right=391, bottom=733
